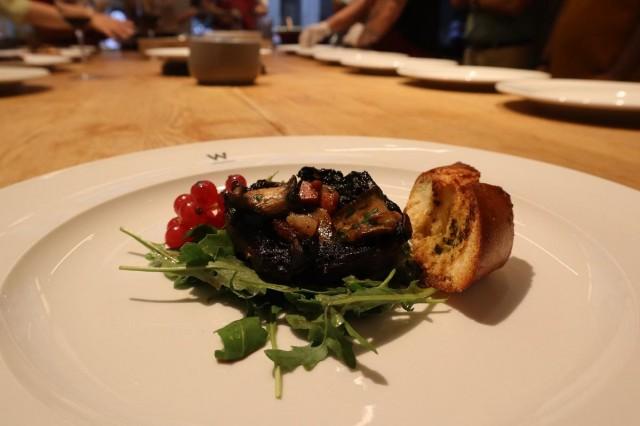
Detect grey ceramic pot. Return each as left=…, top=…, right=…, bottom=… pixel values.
left=188, top=37, right=261, bottom=85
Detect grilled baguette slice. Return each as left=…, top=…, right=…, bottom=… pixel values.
left=405, top=163, right=514, bottom=292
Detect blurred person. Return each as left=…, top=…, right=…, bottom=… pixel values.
left=193, top=0, right=263, bottom=30
left=545, top=0, right=640, bottom=81
left=300, top=0, right=441, bottom=56
left=1, top=0, right=133, bottom=38
left=450, top=0, right=541, bottom=68
left=225, top=0, right=264, bottom=30
left=125, top=0, right=192, bottom=36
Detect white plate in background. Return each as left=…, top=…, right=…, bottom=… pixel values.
left=497, top=79, right=640, bottom=112
left=0, top=136, right=639, bottom=426
left=145, top=47, right=189, bottom=61
left=340, top=51, right=409, bottom=71
left=0, top=47, right=28, bottom=59
left=398, top=65, right=550, bottom=86
left=20, top=53, right=71, bottom=68
left=59, top=45, right=97, bottom=60
left=313, top=46, right=362, bottom=63
left=394, top=57, right=458, bottom=73
left=276, top=43, right=300, bottom=54
left=0, top=65, right=50, bottom=85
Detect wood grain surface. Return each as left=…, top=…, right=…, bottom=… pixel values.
left=1, top=51, right=638, bottom=189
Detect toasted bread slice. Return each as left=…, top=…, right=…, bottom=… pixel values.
left=405, top=163, right=514, bottom=292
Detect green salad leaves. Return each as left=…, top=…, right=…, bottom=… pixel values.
left=119, top=225, right=444, bottom=398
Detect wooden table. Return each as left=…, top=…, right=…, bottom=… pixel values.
left=1, top=51, right=639, bottom=189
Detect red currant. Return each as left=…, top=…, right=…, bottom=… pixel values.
left=206, top=207, right=225, bottom=228
left=173, top=193, right=194, bottom=215
left=165, top=224, right=189, bottom=249
left=167, top=216, right=181, bottom=229
left=225, top=174, right=247, bottom=192
left=190, top=180, right=219, bottom=208
left=179, top=200, right=208, bottom=228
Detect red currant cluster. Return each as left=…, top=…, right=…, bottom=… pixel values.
left=164, top=175, right=247, bottom=249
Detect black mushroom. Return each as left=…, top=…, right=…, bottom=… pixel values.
left=224, top=167, right=412, bottom=286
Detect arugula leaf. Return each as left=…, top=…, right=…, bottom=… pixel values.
left=120, top=227, right=448, bottom=399
left=331, top=309, right=377, bottom=353
left=178, top=243, right=210, bottom=266
left=214, top=317, right=268, bottom=362
left=265, top=343, right=329, bottom=373
left=186, top=224, right=219, bottom=242
left=198, top=232, right=234, bottom=259
left=211, top=257, right=300, bottom=297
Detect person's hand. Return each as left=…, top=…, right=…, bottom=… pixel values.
left=299, top=21, right=332, bottom=47
left=342, top=22, right=364, bottom=47
left=90, top=13, right=134, bottom=40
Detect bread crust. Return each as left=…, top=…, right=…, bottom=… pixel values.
left=405, top=163, right=514, bottom=292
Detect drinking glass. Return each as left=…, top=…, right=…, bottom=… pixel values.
left=54, top=0, right=93, bottom=80
left=135, top=0, right=160, bottom=38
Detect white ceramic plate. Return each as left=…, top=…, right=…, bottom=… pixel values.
left=313, top=46, right=357, bottom=63
left=20, top=53, right=71, bottom=68
left=496, top=79, right=640, bottom=113
left=1, top=136, right=639, bottom=426
left=0, top=47, right=28, bottom=59
left=145, top=47, right=189, bottom=61
left=394, top=57, right=458, bottom=72
left=0, top=65, right=50, bottom=85
left=276, top=43, right=300, bottom=54
left=59, top=45, right=97, bottom=60
left=398, top=65, right=549, bottom=86
left=340, top=51, right=409, bottom=71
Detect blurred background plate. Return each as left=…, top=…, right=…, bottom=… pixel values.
left=497, top=79, right=640, bottom=113
left=275, top=43, right=300, bottom=54
left=0, top=66, right=50, bottom=85
left=20, top=53, right=71, bottom=68
left=145, top=47, right=189, bottom=62
left=339, top=51, right=409, bottom=72
left=398, top=65, right=549, bottom=87
left=0, top=48, right=28, bottom=59
left=394, top=57, right=458, bottom=73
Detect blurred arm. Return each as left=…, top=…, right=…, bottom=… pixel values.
left=450, top=0, right=532, bottom=16
left=326, top=0, right=374, bottom=32
left=0, top=0, right=69, bottom=29
left=357, top=0, right=407, bottom=47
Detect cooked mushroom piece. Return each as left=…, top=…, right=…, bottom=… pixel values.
left=242, top=176, right=296, bottom=216
left=286, top=213, right=319, bottom=238
left=333, top=188, right=403, bottom=242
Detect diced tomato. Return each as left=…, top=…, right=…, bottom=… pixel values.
left=320, top=185, right=339, bottom=214
left=298, top=181, right=319, bottom=206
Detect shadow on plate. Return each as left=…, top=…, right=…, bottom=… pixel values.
left=401, top=78, right=497, bottom=93
left=446, top=257, right=533, bottom=325
left=502, top=99, right=640, bottom=130
left=0, top=83, right=51, bottom=97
